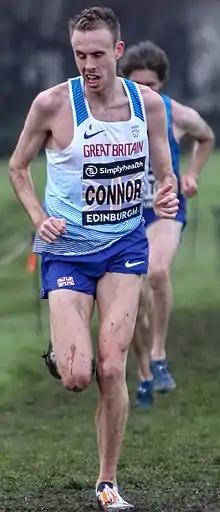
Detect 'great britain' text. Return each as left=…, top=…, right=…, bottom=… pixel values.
left=84, top=141, right=144, bottom=158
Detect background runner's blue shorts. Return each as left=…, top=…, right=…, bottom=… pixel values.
left=41, top=224, right=148, bottom=298
left=143, top=193, right=187, bottom=229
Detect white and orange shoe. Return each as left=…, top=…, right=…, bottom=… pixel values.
left=96, top=482, right=134, bottom=510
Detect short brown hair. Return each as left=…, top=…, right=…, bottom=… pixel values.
left=69, top=6, right=121, bottom=46
left=119, top=41, right=170, bottom=83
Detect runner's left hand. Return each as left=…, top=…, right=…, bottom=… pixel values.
left=153, top=184, right=179, bottom=218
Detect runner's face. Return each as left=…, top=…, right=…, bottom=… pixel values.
left=128, top=69, right=163, bottom=92
left=72, top=28, right=124, bottom=92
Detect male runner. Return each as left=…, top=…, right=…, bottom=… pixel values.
left=120, top=40, right=215, bottom=408
left=9, top=12, right=179, bottom=510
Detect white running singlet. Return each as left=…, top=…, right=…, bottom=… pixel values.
left=34, top=76, right=149, bottom=256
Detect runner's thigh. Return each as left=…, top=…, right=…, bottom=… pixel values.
left=147, top=219, right=183, bottom=270
left=49, top=289, right=94, bottom=388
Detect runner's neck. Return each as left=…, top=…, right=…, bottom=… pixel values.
left=84, top=77, right=119, bottom=109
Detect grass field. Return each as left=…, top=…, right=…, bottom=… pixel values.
left=0, top=152, right=220, bottom=512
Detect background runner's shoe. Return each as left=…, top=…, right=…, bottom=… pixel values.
left=96, top=482, right=134, bottom=510
left=150, top=359, right=176, bottom=393
left=136, top=379, right=154, bottom=408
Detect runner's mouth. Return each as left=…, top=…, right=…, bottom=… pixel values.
left=84, top=74, right=100, bottom=88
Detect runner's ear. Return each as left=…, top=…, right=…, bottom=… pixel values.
left=115, top=41, right=124, bottom=60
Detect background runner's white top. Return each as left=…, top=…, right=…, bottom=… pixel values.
left=34, top=76, right=149, bottom=256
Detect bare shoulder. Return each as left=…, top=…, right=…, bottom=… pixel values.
left=138, top=85, right=167, bottom=129
left=171, top=98, right=214, bottom=139
left=32, top=82, right=69, bottom=117
left=171, top=98, right=200, bottom=125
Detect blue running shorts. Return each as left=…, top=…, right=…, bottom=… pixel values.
left=41, top=224, right=148, bottom=298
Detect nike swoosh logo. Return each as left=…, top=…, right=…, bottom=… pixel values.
left=125, top=260, right=145, bottom=268
left=84, top=130, right=105, bottom=139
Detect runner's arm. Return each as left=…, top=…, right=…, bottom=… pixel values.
left=172, top=101, right=215, bottom=178
left=9, top=93, right=51, bottom=229
left=144, top=91, right=177, bottom=193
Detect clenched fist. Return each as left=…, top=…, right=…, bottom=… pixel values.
left=153, top=184, right=179, bottom=219
left=181, top=172, right=198, bottom=198
left=38, top=216, right=66, bottom=243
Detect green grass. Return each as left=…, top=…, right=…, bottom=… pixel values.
left=0, top=153, right=220, bottom=511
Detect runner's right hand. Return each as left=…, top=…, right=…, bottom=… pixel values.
left=38, top=217, right=66, bottom=243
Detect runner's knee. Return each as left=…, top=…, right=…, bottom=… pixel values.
left=97, top=344, right=127, bottom=391
left=97, top=358, right=124, bottom=391
left=148, top=265, right=170, bottom=289
left=57, top=349, right=95, bottom=392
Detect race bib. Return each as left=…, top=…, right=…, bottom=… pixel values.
left=82, top=157, right=145, bottom=225
left=144, top=161, right=156, bottom=209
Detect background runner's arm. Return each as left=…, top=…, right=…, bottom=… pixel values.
left=9, top=93, right=51, bottom=229
left=172, top=101, right=215, bottom=178
left=145, top=92, right=177, bottom=193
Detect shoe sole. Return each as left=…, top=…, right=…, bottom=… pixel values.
left=97, top=498, right=136, bottom=511
left=135, top=400, right=154, bottom=409
left=154, top=383, right=176, bottom=393
left=97, top=506, right=137, bottom=511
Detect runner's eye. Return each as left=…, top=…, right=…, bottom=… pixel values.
left=92, top=52, right=104, bottom=58
left=76, top=52, right=86, bottom=60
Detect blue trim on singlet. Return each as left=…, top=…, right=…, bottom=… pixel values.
left=161, top=94, right=180, bottom=180
left=123, top=79, right=145, bottom=122
left=161, top=94, right=172, bottom=138
left=143, top=94, right=187, bottom=229
left=71, top=78, right=89, bottom=126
